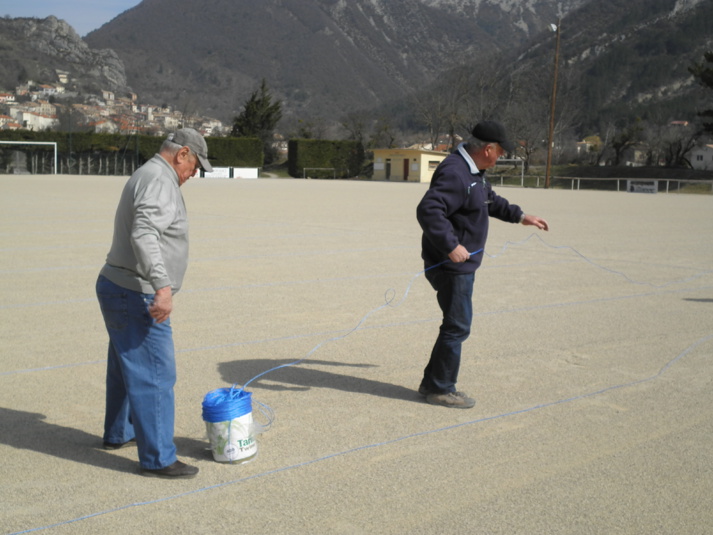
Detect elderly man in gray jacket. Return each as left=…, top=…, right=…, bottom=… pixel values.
left=96, top=128, right=211, bottom=478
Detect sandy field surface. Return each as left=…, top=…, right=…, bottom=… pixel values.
left=1, top=174, right=712, bottom=535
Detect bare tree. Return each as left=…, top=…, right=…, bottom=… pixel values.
left=610, top=120, right=642, bottom=166
left=341, top=111, right=369, bottom=145
left=291, top=117, right=329, bottom=140
left=501, top=66, right=550, bottom=171
left=412, top=88, right=450, bottom=150
left=661, top=122, right=697, bottom=167
left=369, top=117, right=397, bottom=149
left=459, top=54, right=512, bottom=131
left=640, top=120, right=668, bottom=166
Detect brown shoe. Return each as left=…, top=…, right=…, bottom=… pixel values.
left=141, top=460, right=199, bottom=479
left=418, top=385, right=432, bottom=396
left=103, top=438, right=136, bottom=450
left=426, top=391, right=476, bottom=409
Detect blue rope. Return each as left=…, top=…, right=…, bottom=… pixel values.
left=201, top=386, right=252, bottom=423
left=484, top=233, right=713, bottom=287
left=10, top=235, right=713, bottom=534
left=241, top=248, right=484, bottom=389
left=12, top=332, right=712, bottom=535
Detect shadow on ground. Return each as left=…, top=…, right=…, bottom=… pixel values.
left=0, top=407, right=211, bottom=470
left=218, top=358, right=419, bottom=403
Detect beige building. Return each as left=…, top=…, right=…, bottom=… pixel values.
left=372, top=148, right=447, bottom=183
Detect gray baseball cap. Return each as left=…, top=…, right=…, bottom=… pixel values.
left=168, top=128, right=213, bottom=172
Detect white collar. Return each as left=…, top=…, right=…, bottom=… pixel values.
left=457, top=143, right=480, bottom=175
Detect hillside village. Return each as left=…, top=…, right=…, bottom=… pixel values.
left=1, top=72, right=712, bottom=174
left=0, top=72, right=227, bottom=137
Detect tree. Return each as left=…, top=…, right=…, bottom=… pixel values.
left=661, top=122, right=697, bottom=168
left=341, top=111, right=368, bottom=146
left=502, top=69, right=550, bottom=171
left=640, top=117, right=697, bottom=168
left=689, top=51, right=713, bottom=134
left=231, top=79, right=282, bottom=164
left=609, top=120, right=642, bottom=166
left=368, top=117, right=397, bottom=149
left=413, top=89, right=449, bottom=150
left=289, top=117, right=328, bottom=140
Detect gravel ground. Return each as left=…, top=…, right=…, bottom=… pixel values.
left=1, top=174, right=712, bottom=535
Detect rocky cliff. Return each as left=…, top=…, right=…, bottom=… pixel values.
left=0, top=16, right=129, bottom=95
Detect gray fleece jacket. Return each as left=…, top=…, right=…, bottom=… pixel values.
left=100, top=154, right=188, bottom=294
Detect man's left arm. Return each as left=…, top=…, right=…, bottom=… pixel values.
left=488, top=190, right=549, bottom=231
left=520, top=213, right=549, bottom=231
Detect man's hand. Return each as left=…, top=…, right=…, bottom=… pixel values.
left=149, top=286, right=173, bottom=323
left=448, top=244, right=471, bottom=263
left=521, top=214, right=549, bottom=231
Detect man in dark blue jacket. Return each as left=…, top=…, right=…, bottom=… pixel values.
left=416, top=120, right=549, bottom=408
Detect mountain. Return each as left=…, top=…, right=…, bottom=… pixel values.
left=83, top=0, right=585, bottom=123
left=1, top=0, right=711, bottom=142
left=0, top=16, right=129, bottom=96
left=394, top=0, right=713, bottom=143
left=515, top=0, right=713, bottom=132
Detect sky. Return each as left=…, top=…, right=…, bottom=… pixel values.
left=1, top=0, right=141, bottom=37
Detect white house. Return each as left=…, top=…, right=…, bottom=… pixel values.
left=91, top=119, right=120, bottom=134
left=17, top=111, right=59, bottom=131
left=690, top=144, right=713, bottom=171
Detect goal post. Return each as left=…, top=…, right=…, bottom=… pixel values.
left=0, top=141, right=58, bottom=174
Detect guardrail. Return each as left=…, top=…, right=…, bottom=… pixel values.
left=488, top=174, right=713, bottom=194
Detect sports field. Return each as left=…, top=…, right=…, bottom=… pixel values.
left=2, top=175, right=712, bottom=534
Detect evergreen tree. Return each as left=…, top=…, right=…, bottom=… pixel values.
left=231, top=79, right=282, bottom=163
left=689, top=51, right=713, bottom=134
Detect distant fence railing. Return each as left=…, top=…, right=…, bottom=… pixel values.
left=555, top=177, right=713, bottom=193
left=488, top=174, right=713, bottom=194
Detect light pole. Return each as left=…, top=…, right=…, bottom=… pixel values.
left=544, top=18, right=561, bottom=189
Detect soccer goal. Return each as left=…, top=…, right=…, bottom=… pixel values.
left=0, top=141, right=58, bottom=174
left=303, top=167, right=336, bottom=179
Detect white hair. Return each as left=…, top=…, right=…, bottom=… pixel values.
left=160, top=139, right=183, bottom=155
left=465, top=138, right=496, bottom=152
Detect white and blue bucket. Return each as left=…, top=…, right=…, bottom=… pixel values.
left=202, top=387, right=258, bottom=464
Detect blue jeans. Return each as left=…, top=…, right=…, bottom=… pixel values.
left=96, top=275, right=177, bottom=470
left=420, top=269, right=474, bottom=394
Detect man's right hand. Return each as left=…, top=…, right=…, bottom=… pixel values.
left=149, top=286, right=173, bottom=323
left=448, top=244, right=470, bottom=263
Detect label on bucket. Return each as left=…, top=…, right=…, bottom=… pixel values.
left=205, top=412, right=257, bottom=463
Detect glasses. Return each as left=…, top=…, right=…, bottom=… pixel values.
left=171, top=141, right=202, bottom=171
left=186, top=148, right=202, bottom=172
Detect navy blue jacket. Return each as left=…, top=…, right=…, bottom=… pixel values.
left=417, top=149, right=523, bottom=274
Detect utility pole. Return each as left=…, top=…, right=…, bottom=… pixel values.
left=544, top=18, right=561, bottom=189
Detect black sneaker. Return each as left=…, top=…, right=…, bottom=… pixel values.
left=141, top=460, right=199, bottom=479
left=425, top=391, right=476, bottom=409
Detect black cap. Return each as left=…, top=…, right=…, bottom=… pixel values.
left=471, top=120, right=515, bottom=153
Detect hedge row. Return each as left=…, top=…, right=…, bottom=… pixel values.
left=287, top=139, right=365, bottom=178
left=0, top=130, right=263, bottom=168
